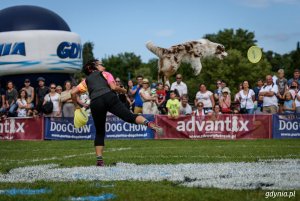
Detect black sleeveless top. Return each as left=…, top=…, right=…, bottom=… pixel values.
left=85, top=71, right=111, bottom=101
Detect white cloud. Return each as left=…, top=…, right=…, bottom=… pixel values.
left=235, top=0, right=300, bottom=8
left=154, top=29, right=175, bottom=37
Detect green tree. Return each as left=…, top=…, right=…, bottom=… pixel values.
left=102, top=52, right=142, bottom=83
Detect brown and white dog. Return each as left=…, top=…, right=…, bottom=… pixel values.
left=146, top=39, right=228, bottom=84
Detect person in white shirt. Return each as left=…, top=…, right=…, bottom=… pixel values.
left=239, top=80, right=255, bottom=114
left=194, top=83, right=214, bottom=114
left=259, top=75, right=279, bottom=114
left=179, top=94, right=192, bottom=115
left=43, top=83, right=62, bottom=117
left=170, top=74, right=187, bottom=98
left=295, top=90, right=300, bottom=113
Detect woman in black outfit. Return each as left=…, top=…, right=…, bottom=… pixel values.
left=71, top=59, right=162, bottom=166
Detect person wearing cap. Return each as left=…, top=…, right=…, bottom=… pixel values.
left=287, top=69, right=300, bottom=89
left=239, top=80, right=255, bottom=114
left=22, top=79, right=35, bottom=110
left=71, top=59, right=163, bottom=167
left=35, top=77, right=49, bottom=114
left=219, top=87, right=231, bottom=113
left=139, top=78, right=159, bottom=115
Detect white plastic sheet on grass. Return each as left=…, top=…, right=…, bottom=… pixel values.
left=0, top=159, right=299, bottom=190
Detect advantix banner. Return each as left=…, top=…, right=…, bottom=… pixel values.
left=272, top=114, right=300, bottom=139
left=155, top=114, right=272, bottom=139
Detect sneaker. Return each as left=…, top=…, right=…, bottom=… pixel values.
left=96, top=160, right=104, bottom=167
left=148, top=122, right=164, bottom=136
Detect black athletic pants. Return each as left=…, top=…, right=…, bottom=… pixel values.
left=90, top=91, right=138, bottom=146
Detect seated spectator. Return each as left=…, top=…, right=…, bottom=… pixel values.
left=5, top=81, right=18, bottom=117
left=213, top=105, right=222, bottom=115
left=239, top=80, right=255, bottom=114
left=0, top=82, right=6, bottom=116
left=22, top=79, right=35, bottom=110
left=61, top=81, right=75, bottom=117
left=16, top=89, right=30, bottom=117
left=288, top=81, right=299, bottom=99
left=55, top=85, right=63, bottom=95
left=213, top=80, right=223, bottom=103
left=35, top=77, right=49, bottom=115
left=43, top=83, right=61, bottom=117
left=259, top=75, right=279, bottom=114
left=179, top=94, right=192, bottom=115
left=193, top=102, right=205, bottom=116
left=283, top=91, right=296, bottom=114
left=170, top=74, right=187, bottom=98
left=166, top=90, right=180, bottom=119
left=156, top=82, right=166, bottom=114
left=296, top=88, right=300, bottom=113
left=287, top=68, right=300, bottom=88
left=219, top=87, right=231, bottom=114
left=139, top=78, right=158, bottom=114
left=77, top=90, right=91, bottom=114
left=194, top=83, right=214, bottom=114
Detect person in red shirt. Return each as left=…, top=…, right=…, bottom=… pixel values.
left=156, top=82, right=166, bottom=114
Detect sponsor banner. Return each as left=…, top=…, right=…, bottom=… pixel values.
left=44, top=117, right=95, bottom=140
left=105, top=114, right=154, bottom=139
left=272, top=114, right=300, bottom=139
left=0, top=117, right=44, bottom=140
left=155, top=114, right=272, bottom=139
left=44, top=114, right=154, bottom=140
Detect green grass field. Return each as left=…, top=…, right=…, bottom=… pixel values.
left=0, top=139, right=299, bottom=201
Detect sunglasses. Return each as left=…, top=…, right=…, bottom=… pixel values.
left=176, top=77, right=182, bottom=79
left=50, top=87, right=56, bottom=89
left=116, top=80, right=120, bottom=82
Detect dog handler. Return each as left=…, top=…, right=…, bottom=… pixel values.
left=71, top=59, right=163, bottom=166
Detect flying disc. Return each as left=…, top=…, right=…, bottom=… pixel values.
left=247, top=46, right=262, bottom=63
left=74, top=108, right=88, bottom=128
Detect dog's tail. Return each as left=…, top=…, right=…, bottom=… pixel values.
left=146, top=41, right=166, bottom=58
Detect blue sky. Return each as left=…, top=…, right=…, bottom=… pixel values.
left=1, top=0, right=300, bottom=62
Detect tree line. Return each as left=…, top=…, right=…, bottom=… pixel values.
left=78, top=28, right=300, bottom=98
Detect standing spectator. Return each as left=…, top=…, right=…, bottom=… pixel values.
left=5, top=81, right=18, bottom=117
left=16, top=89, right=29, bottom=117
left=219, top=87, right=231, bottom=114
left=127, top=80, right=135, bottom=112
left=295, top=88, right=300, bottom=113
left=283, top=91, right=296, bottom=114
left=170, top=74, right=187, bottom=98
left=139, top=78, right=158, bottom=114
left=115, top=77, right=131, bottom=109
left=259, top=75, right=279, bottom=114
left=56, top=85, right=63, bottom=95
left=239, top=80, right=255, bottom=114
left=130, top=75, right=143, bottom=114
left=156, top=82, right=166, bottom=114
left=43, top=83, right=61, bottom=117
left=194, top=84, right=215, bottom=114
left=213, top=80, right=223, bottom=102
left=253, top=79, right=264, bottom=114
left=35, top=77, right=49, bottom=114
left=22, top=78, right=35, bottom=110
left=193, top=102, right=205, bottom=116
left=179, top=94, right=192, bottom=115
left=0, top=82, right=6, bottom=115
left=166, top=90, right=180, bottom=119
left=288, top=81, right=299, bottom=99
left=61, top=81, right=75, bottom=117
left=276, top=69, right=288, bottom=113
left=287, top=69, right=300, bottom=88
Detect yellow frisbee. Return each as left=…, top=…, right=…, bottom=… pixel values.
left=247, top=46, right=262, bottom=63
left=74, top=108, right=89, bottom=128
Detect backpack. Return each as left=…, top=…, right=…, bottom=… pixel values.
left=43, top=94, right=53, bottom=114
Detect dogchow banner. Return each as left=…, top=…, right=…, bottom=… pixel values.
left=272, top=114, right=300, bottom=139
left=44, top=117, right=95, bottom=140
left=44, top=114, right=154, bottom=140
left=155, top=114, right=272, bottom=139
left=0, top=117, right=44, bottom=140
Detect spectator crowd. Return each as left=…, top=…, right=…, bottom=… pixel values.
left=0, top=68, right=300, bottom=119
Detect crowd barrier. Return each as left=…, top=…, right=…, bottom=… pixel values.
left=0, top=114, right=299, bottom=140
